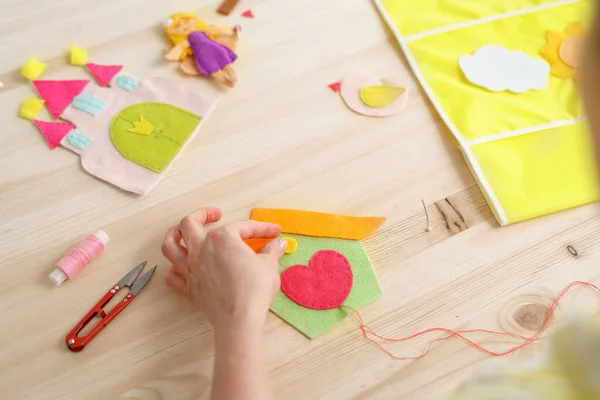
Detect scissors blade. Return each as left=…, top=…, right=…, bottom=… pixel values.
left=130, top=265, right=157, bottom=296
left=117, top=261, right=147, bottom=288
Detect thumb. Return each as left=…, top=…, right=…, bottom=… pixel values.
left=259, top=238, right=288, bottom=260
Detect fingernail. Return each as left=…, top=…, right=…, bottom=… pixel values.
left=277, top=238, right=288, bottom=251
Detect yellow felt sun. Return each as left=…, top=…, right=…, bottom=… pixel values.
left=541, top=21, right=586, bottom=81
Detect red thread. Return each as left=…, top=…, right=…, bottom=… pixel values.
left=342, top=281, right=600, bottom=360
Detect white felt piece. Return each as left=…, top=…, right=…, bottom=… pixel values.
left=340, top=75, right=407, bottom=117
left=458, top=45, right=550, bottom=93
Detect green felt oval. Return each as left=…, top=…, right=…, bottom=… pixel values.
left=110, top=102, right=202, bottom=173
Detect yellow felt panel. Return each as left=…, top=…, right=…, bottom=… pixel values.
left=360, top=85, right=405, bottom=108
left=380, top=0, right=565, bottom=36
left=406, top=0, right=590, bottom=141
left=21, top=58, right=47, bottom=80
left=20, top=98, right=45, bottom=119
left=70, top=45, right=88, bottom=66
left=471, top=122, right=600, bottom=223
left=250, top=208, right=385, bottom=240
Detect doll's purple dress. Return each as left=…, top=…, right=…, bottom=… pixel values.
left=188, top=31, right=237, bottom=76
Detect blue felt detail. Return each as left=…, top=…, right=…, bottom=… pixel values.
left=68, top=131, right=92, bottom=150
left=72, top=94, right=106, bottom=116
left=116, top=76, right=140, bottom=92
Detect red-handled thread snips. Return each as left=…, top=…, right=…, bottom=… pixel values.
left=65, top=261, right=157, bottom=352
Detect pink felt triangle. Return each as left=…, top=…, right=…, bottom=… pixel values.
left=33, top=80, right=89, bottom=119
left=33, top=120, right=75, bottom=149
left=241, top=9, right=254, bottom=18
left=86, top=63, right=123, bottom=87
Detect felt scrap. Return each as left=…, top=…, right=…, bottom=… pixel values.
left=244, top=236, right=298, bottom=254
left=68, top=132, right=92, bottom=150
left=33, top=80, right=89, bottom=119
left=86, top=63, right=123, bottom=87
left=20, top=98, right=45, bottom=119
left=245, top=237, right=271, bottom=253
left=281, top=250, right=353, bottom=310
left=217, top=0, right=241, bottom=15
left=271, top=235, right=382, bottom=339
left=21, top=58, right=47, bottom=80
left=72, top=93, right=106, bottom=116
left=116, top=76, right=140, bottom=92
left=70, top=45, right=88, bottom=65
left=328, top=82, right=341, bottom=92
left=33, top=119, right=74, bottom=149
left=360, top=85, right=406, bottom=108
left=250, top=208, right=385, bottom=240
left=110, top=102, right=202, bottom=173
left=128, top=116, right=155, bottom=135
left=241, top=9, right=254, bottom=18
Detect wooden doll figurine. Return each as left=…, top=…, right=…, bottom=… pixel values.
left=163, top=12, right=240, bottom=88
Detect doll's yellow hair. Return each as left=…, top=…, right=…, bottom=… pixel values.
left=163, top=12, right=216, bottom=60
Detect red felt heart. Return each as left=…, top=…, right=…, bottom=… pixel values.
left=281, top=250, right=353, bottom=310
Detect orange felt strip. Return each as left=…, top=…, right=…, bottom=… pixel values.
left=250, top=208, right=385, bottom=240
left=245, top=237, right=272, bottom=253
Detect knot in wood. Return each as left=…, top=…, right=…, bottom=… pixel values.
left=513, top=303, right=548, bottom=331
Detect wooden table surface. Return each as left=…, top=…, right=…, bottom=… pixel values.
left=2, top=0, right=600, bottom=399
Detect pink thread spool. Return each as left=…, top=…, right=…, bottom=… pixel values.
left=49, top=231, right=110, bottom=285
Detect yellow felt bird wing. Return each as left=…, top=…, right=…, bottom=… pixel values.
left=360, top=85, right=406, bottom=108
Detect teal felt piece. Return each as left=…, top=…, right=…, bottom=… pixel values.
left=72, top=93, right=106, bottom=116
left=68, top=132, right=92, bottom=150
left=116, top=76, right=140, bottom=92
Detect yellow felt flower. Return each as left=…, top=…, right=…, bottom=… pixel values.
left=128, top=116, right=154, bottom=135
left=20, top=98, right=45, bottom=119
left=540, top=21, right=586, bottom=81
left=21, top=58, right=47, bottom=80
left=70, top=45, right=88, bottom=66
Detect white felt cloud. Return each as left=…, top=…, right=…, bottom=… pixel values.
left=459, top=45, right=551, bottom=93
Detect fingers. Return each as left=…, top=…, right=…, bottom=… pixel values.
left=161, top=226, right=188, bottom=269
left=179, top=207, right=222, bottom=248
left=259, top=238, right=288, bottom=260
left=225, top=220, right=281, bottom=240
left=188, top=207, right=222, bottom=225
left=165, top=268, right=186, bottom=295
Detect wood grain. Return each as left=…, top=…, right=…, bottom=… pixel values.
left=1, top=0, right=599, bottom=399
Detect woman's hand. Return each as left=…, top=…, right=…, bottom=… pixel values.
left=161, top=207, right=288, bottom=333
